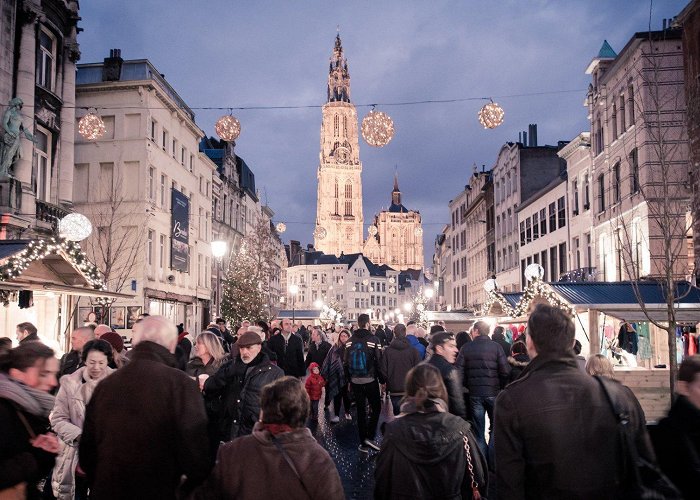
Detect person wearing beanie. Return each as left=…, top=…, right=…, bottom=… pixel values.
left=100, top=331, right=128, bottom=369
left=304, top=362, right=326, bottom=420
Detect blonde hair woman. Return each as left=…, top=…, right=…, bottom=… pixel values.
left=187, top=331, right=228, bottom=379
left=585, top=354, right=615, bottom=379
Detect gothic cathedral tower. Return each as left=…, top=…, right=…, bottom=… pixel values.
left=314, top=34, right=364, bottom=256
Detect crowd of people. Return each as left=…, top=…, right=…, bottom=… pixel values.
left=0, top=305, right=699, bottom=499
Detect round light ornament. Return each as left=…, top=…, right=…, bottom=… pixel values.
left=314, top=225, right=327, bottom=240
left=276, top=222, right=286, bottom=233
left=478, top=101, right=505, bottom=129
left=215, top=114, right=241, bottom=142
left=361, top=108, right=395, bottom=147
left=59, top=213, right=93, bottom=241
left=483, top=278, right=498, bottom=293
left=362, top=279, right=369, bottom=286
left=389, top=277, right=396, bottom=284
left=389, top=286, right=396, bottom=294
left=368, top=225, right=377, bottom=237
left=78, top=112, right=106, bottom=140
left=414, top=227, right=423, bottom=237
left=524, top=263, right=545, bottom=282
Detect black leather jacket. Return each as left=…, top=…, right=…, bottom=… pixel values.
left=427, top=354, right=466, bottom=420
left=375, top=400, right=487, bottom=499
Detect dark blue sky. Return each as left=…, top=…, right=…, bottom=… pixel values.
left=78, top=0, right=688, bottom=267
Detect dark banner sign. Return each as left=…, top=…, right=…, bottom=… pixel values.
left=170, top=189, right=189, bottom=272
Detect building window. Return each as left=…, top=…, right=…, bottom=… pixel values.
left=619, top=94, right=626, bottom=131
left=519, top=221, right=525, bottom=246
left=574, top=237, right=581, bottom=269
left=34, top=128, right=51, bottom=202
left=583, top=174, right=590, bottom=209
left=573, top=179, right=579, bottom=215
left=147, top=230, right=154, bottom=267
left=525, top=217, right=532, bottom=244
left=557, top=197, right=566, bottom=229
left=162, top=129, right=168, bottom=151
left=628, top=84, right=635, bottom=125
left=598, top=174, right=606, bottom=213
left=533, top=212, right=539, bottom=240
left=150, top=119, right=157, bottom=141
left=172, top=139, right=177, bottom=159
left=613, top=162, right=621, bottom=204
left=159, top=234, right=166, bottom=269
left=148, top=167, right=155, bottom=200
left=540, top=208, right=547, bottom=235
left=550, top=246, right=558, bottom=282
left=558, top=242, right=567, bottom=275
left=630, top=148, right=640, bottom=194
left=160, top=174, right=166, bottom=207
left=189, top=154, right=194, bottom=172
left=594, top=119, right=603, bottom=155
left=611, top=102, right=617, bottom=140
left=540, top=250, right=548, bottom=281
left=181, top=147, right=186, bottom=166
left=548, top=202, right=556, bottom=233
left=586, top=232, right=592, bottom=267
left=36, top=28, right=56, bottom=91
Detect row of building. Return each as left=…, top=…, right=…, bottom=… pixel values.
left=433, top=15, right=700, bottom=313
left=0, top=0, right=285, bottom=345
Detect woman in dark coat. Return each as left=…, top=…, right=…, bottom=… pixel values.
left=321, top=329, right=351, bottom=422
left=507, top=341, right=530, bottom=382
left=0, top=342, right=60, bottom=500
left=375, top=364, right=487, bottom=499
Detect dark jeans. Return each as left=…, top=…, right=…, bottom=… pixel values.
left=390, top=395, right=403, bottom=416
left=310, top=399, right=319, bottom=419
left=75, top=474, right=89, bottom=500
left=333, top=385, right=351, bottom=416
left=470, top=395, right=496, bottom=458
left=351, top=380, right=381, bottom=442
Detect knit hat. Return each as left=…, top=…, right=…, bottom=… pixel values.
left=308, top=362, right=320, bottom=372
left=237, top=331, right=263, bottom=347
left=101, top=331, right=124, bottom=353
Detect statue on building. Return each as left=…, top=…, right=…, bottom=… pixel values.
left=0, top=97, right=35, bottom=178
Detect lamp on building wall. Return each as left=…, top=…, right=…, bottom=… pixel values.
left=289, top=284, right=299, bottom=324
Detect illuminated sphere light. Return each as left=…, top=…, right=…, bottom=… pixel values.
left=524, top=263, right=545, bottom=282
left=478, top=102, right=505, bottom=129
left=368, top=225, right=377, bottom=236
left=361, top=110, right=395, bottom=147
left=58, top=213, right=93, bottom=241
left=314, top=225, right=327, bottom=240
left=276, top=222, right=286, bottom=233
left=362, top=279, right=369, bottom=286
left=389, top=277, right=396, bottom=284
left=389, top=286, right=396, bottom=294
left=215, top=115, right=241, bottom=142
left=414, top=227, right=423, bottom=237
left=78, top=113, right=106, bottom=140
left=483, top=278, right=498, bottom=293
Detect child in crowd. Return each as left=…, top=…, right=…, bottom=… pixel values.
left=305, top=362, right=326, bottom=420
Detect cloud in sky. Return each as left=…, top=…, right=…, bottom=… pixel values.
left=77, top=0, right=688, bottom=266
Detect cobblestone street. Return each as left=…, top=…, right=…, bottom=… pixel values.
left=308, top=395, right=393, bottom=499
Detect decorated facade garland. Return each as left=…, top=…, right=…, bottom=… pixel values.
left=0, top=237, right=105, bottom=289
left=511, top=278, right=575, bottom=317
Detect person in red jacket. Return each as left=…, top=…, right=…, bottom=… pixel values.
left=304, top=362, right=325, bottom=420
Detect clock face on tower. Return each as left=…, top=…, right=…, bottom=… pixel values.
left=335, top=146, right=350, bottom=164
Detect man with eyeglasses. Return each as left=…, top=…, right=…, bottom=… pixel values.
left=427, top=331, right=466, bottom=419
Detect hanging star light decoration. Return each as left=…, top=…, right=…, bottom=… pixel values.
left=478, top=100, right=505, bottom=129
left=78, top=111, right=106, bottom=140
left=215, top=114, right=241, bottom=142
left=361, top=108, right=394, bottom=147
left=0, top=237, right=104, bottom=288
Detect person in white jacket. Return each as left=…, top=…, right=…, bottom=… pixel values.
left=50, top=339, right=114, bottom=500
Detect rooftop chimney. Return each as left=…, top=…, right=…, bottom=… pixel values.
left=528, top=124, right=538, bottom=147
left=102, top=48, right=123, bottom=82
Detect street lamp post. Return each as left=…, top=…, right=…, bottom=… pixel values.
left=211, top=240, right=227, bottom=319
left=289, top=284, right=299, bottom=324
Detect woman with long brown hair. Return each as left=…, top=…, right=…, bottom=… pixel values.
left=321, top=328, right=352, bottom=423
left=375, top=364, right=487, bottom=499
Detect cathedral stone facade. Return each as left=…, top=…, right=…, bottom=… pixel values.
left=314, top=34, right=364, bottom=255
left=364, top=175, right=424, bottom=271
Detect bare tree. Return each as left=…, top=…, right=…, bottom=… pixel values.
left=81, top=168, right=146, bottom=318
left=608, top=29, right=694, bottom=395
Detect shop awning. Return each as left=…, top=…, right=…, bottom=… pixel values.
left=0, top=239, right=134, bottom=300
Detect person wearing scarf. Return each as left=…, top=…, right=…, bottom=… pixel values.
left=0, top=342, right=60, bottom=500
left=375, top=364, right=487, bottom=500
left=50, top=340, right=114, bottom=500
left=192, top=377, right=344, bottom=500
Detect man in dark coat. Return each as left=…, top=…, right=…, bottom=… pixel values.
left=455, top=320, right=510, bottom=457
left=491, top=326, right=512, bottom=357
left=79, top=316, right=211, bottom=500
left=16, top=322, right=40, bottom=344
left=379, top=323, right=420, bottom=415
left=203, top=331, right=284, bottom=439
left=494, top=304, right=656, bottom=499
left=58, top=326, right=95, bottom=378
left=344, top=313, right=384, bottom=452
left=267, top=318, right=305, bottom=377
left=305, top=326, right=332, bottom=368
left=650, top=354, right=700, bottom=499
left=427, top=331, right=466, bottom=419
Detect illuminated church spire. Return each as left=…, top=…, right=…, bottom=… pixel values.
left=327, top=33, right=350, bottom=103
